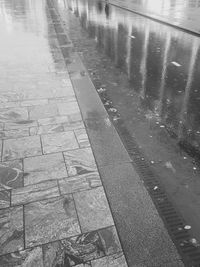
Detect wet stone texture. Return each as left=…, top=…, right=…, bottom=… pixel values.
left=91, top=252, right=128, bottom=267
left=43, top=226, right=121, bottom=266
left=0, top=160, right=23, bottom=191
left=63, top=147, right=97, bottom=176
left=0, top=206, right=23, bottom=256
left=75, top=128, right=90, bottom=148
left=29, top=104, right=58, bottom=120
left=74, top=187, right=114, bottom=232
left=24, top=153, right=68, bottom=185
left=25, top=195, right=81, bottom=247
left=11, top=180, right=60, bottom=205
left=58, top=173, right=102, bottom=194
left=2, top=136, right=42, bottom=161
left=0, top=190, right=10, bottom=209
left=0, top=246, right=43, bottom=267
left=41, top=131, right=79, bottom=154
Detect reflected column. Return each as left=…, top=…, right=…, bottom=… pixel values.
left=177, top=39, right=199, bottom=140
left=140, top=23, right=150, bottom=98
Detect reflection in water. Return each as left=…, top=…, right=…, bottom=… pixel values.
left=67, top=0, right=200, bottom=155
left=108, top=0, right=200, bottom=34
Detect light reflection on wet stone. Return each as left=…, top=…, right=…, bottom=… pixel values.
left=0, top=160, right=23, bottom=191
left=43, top=226, right=122, bottom=266
left=0, top=246, right=43, bottom=267
left=0, top=206, right=24, bottom=256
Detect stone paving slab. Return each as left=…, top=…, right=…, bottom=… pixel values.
left=0, top=190, right=10, bottom=209
left=91, top=252, right=128, bottom=267
left=29, top=103, right=59, bottom=120
left=63, top=147, right=98, bottom=176
left=0, top=206, right=24, bottom=256
left=43, top=226, right=122, bottom=266
left=41, top=131, right=79, bottom=154
left=0, top=246, right=43, bottom=267
left=11, top=180, right=60, bottom=206
left=24, top=195, right=81, bottom=248
left=24, top=153, right=67, bottom=185
left=58, top=172, right=102, bottom=194
left=73, top=186, right=114, bottom=232
left=0, top=160, right=23, bottom=191
left=2, top=136, right=42, bottom=161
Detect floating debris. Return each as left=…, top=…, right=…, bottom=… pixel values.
left=109, top=108, right=117, bottom=113
left=113, top=116, right=120, bottom=121
left=97, top=87, right=106, bottom=93
left=190, top=238, right=200, bottom=247
left=171, top=61, right=181, bottom=67
left=129, top=35, right=136, bottom=39
left=104, top=100, right=112, bottom=106
left=184, top=225, right=191, bottom=230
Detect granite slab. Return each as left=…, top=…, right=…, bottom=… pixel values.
left=57, top=101, right=80, bottom=116
left=0, top=206, right=23, bottom=255
left=0, top=246, right=43, bottom=267
left=29, top=123, right=64, bottom=135
left=29, top=104, right=58, bottom=120
left=43, top=225, right=121, bottom=266
left=41, top=131, right=79, bottom=154
left=58, top=172, right=101, bottom=194
left=11, top=180, right=60, bottom=205
left=63, top=120, right=84, bottom=132
left=48, top=95, right=76, bottom=104
left=24, top=153, right=68, bottom=185
left=73, top=187, right=114, bottom=232
left=4, top=119, right=38, bottom=130
left=2, top=136, right=42, bottom=161
left=0, top=160, right=23, bottom=191
left=0, top=107, right=28, bottom=123
left=91, top=252, right=128, bottom=267
left=25, top=195, right=81, bottom=247
left=0, top=128, right=29, bottom=140
left=0, top=190, right=10, bottom=209
left=21, top=99, right=48, bottom=107
left=63, top=147, right=97, bottom=176
left=38, top=115, right=69, bottom=126
left=75, top=128, right=90, bottom=148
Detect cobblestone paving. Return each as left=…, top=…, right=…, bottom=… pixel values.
left=0, top=0, right=128, bottom=265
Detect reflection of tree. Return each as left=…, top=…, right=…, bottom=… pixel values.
left=140, top=24, right=150, bottom=99
left=145, top=32, right=165, bottom=110
left=104, top=27, right=116, bottom=60
left=127, top=25, right=144, bottom=92
left=115, top=23, right=128, bottom=72
left=181, top=44, right=200, bottom=149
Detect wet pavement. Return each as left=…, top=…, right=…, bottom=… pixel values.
left=0, top=0, right=128, bottom=265
left=0, top=0, right=196, bottom=266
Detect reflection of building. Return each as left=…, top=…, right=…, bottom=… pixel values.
left=66, top=0, right=200, bottom=151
